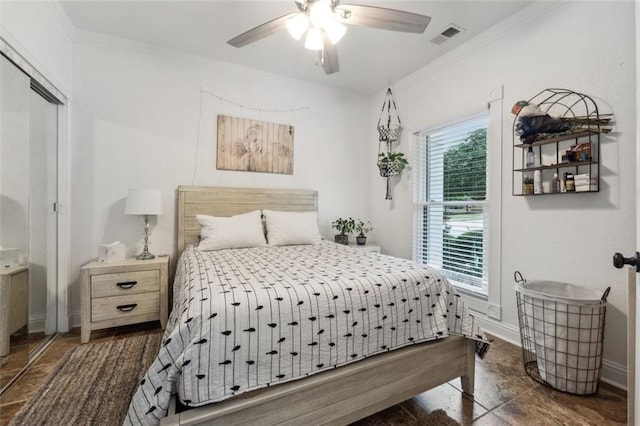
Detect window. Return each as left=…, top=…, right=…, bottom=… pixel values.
left=413, top=112, right=489, bottom=296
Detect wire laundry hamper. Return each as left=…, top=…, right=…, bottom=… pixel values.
left=514, top=271, right=610, bottom=395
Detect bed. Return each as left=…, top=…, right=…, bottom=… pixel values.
left=126, top=186, right=488, bottom=426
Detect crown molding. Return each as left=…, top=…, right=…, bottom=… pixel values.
left=48, top=0, right=76, bottom=41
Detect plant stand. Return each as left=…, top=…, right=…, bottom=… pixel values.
left=377, top=87, right=403, bottom=200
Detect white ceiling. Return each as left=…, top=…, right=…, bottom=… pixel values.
left=59, top=0, right=533, bottom=95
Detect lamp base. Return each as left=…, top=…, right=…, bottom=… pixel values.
left=136, top=215, right=156, bottom=260
left=136, top=251, right=155, bottom=260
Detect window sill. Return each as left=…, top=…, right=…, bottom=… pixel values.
left=450, top=283, right=493, bottom=318
left=453, top=284, right=488, bottom=302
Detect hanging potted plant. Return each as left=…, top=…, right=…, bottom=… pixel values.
left=355, top=220, right=373, bottom=245
left=332, top=217, right=355, bottom=245
left=377, top=151, right=409, bottom=177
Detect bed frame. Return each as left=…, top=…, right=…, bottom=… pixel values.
left=162, top=185, right=475, bottom=426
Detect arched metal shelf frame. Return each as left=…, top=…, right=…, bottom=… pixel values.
left=512, top=88, right=611, bottom=196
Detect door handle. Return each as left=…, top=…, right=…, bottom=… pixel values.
left=613, top=252, right=640, bottom=272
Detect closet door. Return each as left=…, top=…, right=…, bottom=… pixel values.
left=29, top=89, right=57, bottom=335
left=0, top=53, right=31, bottom=387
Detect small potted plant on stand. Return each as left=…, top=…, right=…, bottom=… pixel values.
left=332, top=217, right=355, bottom=245
left=355, top=220, right=373, bottom=245
left=522, top=175, right=534, bottom=195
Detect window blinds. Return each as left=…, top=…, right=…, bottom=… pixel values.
left=413, top=113, right=488, bottom=293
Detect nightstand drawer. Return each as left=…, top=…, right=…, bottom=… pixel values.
left=91, top=270, right=159, bottom=298
left=91, top=292, right=160, bottom=322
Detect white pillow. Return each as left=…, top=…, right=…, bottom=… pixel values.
left=263, top=210, right=322, bottom=246
left=196, top=210, right=266, bottom=251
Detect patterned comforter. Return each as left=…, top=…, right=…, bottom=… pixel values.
left=125, top=242, right=489, bottom=425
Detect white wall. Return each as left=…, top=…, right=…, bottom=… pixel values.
left=370, top=1, right=636, bottom=387
left=0, top=0, right=74, bottom=97
left=69, top=33, right=372, bottom=323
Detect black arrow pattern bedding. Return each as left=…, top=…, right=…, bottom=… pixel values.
left=125, top=241, right=489, bottom=425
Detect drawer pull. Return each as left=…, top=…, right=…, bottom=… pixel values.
left=116, top=281, right=138, bottom=289
left=116, top=303, right=138, bottom=312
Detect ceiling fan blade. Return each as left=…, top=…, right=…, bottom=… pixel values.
left=228, top=13, right=297, bottom=48
left=336, top=5, right=430, bottom=33
left=322, top=36, right=340, bottom=75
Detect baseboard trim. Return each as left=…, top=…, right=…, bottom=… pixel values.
left=28, top=316, right=46, bottom=334
left=70, top=310, right=81, bottom=329
left=475, top=315, right=521, bottom=346
left=601, top=359, right=628, bottom=391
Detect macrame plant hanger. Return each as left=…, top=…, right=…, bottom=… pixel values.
left=377, top=87, right=402, bottom=200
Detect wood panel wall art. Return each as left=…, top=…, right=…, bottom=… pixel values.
left=216, top=115, right=294, bottom=174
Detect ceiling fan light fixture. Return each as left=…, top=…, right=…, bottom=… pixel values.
left=304, top=27, right=323, bottom=50
left=286, top=13, right=310, bottom=40
left=324, top=18, right=346, bottom=44
left=308, top=0, right=333, bottom=28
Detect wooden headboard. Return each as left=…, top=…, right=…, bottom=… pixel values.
left=177, top=186, right=318, bottom=253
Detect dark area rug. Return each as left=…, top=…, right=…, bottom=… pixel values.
left=9, top=333, right=161, bottom=426
left=415, top=409, right=460, bottom=425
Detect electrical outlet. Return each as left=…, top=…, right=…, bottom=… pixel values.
left=487, top=304, right=501, bottom=320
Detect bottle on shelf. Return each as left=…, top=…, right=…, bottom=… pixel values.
left=526, top=147, right=535, bottom=168
left=533, top=170, right=542, bottom=194
left=551, top=173, right=560, bottom=193
left=564, top=172, right=575, bottom=192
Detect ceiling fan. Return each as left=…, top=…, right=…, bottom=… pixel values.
left=227, top=0, right=431, bottom=75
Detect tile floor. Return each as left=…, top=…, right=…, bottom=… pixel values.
left=0, top=323, right=627, bottom=425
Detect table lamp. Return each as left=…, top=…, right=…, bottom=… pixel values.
left=125, top=189, right=164, bottom=260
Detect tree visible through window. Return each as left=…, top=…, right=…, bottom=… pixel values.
left=414, top=115, right=488, bottom=294
left=443, top=128, right=486, bottom=280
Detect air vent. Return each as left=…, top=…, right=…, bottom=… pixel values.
left=441, top=26, right=461, bottom=38
left=430, top=24, right=464, bottom=45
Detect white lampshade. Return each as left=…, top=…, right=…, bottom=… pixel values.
left=324, top=19, right=346, bottom=45
left=304, top=27, right=323, bottom=51
left=286, top=14, right=309, bottom=40
left=125, top=189, right=164, bottom=215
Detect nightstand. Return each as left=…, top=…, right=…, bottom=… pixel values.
left=81, top=256, right=168, bottom=343
left=348, top=243, right=381, bottom=253
left=0, top=265, right=28, bottom=356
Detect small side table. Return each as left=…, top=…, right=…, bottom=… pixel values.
left=81, top=256, right=169, bottom=343
left=0, top=265, right=28, bottom=356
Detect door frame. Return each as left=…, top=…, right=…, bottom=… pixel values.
left=56, top=101, right=70, bottom=333
left=634, top=2, right=640, bottom=424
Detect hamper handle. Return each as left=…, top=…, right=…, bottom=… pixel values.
left=601, top=286, right=611, bottom=302
left=514, top=271, right=526, bottom=285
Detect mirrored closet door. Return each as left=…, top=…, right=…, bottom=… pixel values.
left=0, top=53, right=59, bottom=392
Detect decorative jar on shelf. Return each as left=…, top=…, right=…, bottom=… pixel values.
left=522, top=177, right=534, bottom=195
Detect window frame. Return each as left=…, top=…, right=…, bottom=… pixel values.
left=413, top=111, right=490, bottom=297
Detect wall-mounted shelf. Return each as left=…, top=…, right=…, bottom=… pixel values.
left=512, top=89, right=612, bottom=197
